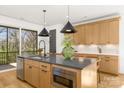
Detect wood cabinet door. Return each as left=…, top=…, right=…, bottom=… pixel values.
left=109, top=20, right=119, bottom=44
left=99, top=21, right=109, bottom=44
left=99, top=56, right=118, bottom=75
left=74, top=26, right=80, bottom=45
left=24, top=63, right=31, bottom=83
left=107, top=57, right=118, bottom=75
left=80, top=25, right=85, bottom=44
left=99, top=56, right=110, bottom=72
left=31, top=66, right=40, bottom=87
left=40, top=69, right=51, bottom=88
left=92, top=23, right=100, bottom=44
left=85, top=24, right=93, bottom=44
left=99, top=56, right=108, bottom=72
left=74, top=25, right=85, bottom=45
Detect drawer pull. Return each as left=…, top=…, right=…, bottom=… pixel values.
left=29, top=66, right=32, bottom=69
left=41, top=65, right=47, bottom=68
left=105, top=60, right=109, bottom=61
left=105, top=57, right=110, bottom=59
left=41, top=70, right=47, bottom=72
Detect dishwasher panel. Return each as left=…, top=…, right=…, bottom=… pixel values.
left=17, top=57, right=24, bottom=80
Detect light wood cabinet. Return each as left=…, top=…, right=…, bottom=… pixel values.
left=40, top=69, right=51, bottom=88
left=24, top=60, right=40, bottom=87
left=31, top=66, right=40, bottom=87
left=109, top=20, right=119, bottom=44
left=99, top=21, right=110, bottom=44
left=92, top=22, right=100, bottom=44
left=72, top=17, right=119, bottom=45
left=84, top=22, right=100, bottom=44
left=74, top=25, right=85, bottom=45
left=99, top=56, right=118, bottom=75
left=25, top=63, right=31, bottom=83
left=39, top=62, right=51, bottom=88
left=85, top=23, right=93, bottom=44
left=24, top=59, right=51, bottom=88
left=99, top=19, right=119, bottom=44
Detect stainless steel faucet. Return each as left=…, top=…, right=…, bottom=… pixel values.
left=97, top=46, right=102, bottom=53
left=39, top=40, right=46, bottom=57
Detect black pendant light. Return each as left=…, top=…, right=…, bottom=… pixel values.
left=61, top=6, right=76, bottom=33
left=39, top=10, right=49, bottom=37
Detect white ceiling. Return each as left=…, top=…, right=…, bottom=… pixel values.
left=0, top=5, right=124, bottom=26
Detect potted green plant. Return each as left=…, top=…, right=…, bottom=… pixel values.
left=62, top=35, right=75, bottom=60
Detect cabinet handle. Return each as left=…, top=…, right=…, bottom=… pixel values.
left=41, top=65, right=47, bottom=68
left=91, top=42, right=93, bottom=44
left=105, top=60, right=109, bottom=61
left=105, top=57, right=110, bottom=58
left=41, top=70, right=47, bottom=72
left=29, top=66, right=32, bottom=69
left=97, top=62, right=100, bottom=66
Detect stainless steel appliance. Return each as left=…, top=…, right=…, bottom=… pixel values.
left=17, top=56, right=24, bottom=80
left=52, top=67, right=77, bottom=88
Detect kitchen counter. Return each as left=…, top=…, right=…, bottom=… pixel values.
left=18, top=54, right=97, bottom=69
left=75, top=52, right=119, bottom=56
left=17, top=54, right=98, bottom=88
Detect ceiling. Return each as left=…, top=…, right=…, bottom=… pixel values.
left=0, top=5, right=123, bottom=26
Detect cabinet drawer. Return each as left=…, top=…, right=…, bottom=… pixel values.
left=40, top=68, right=50, bottom=73
left=40, top=62, right=51, bottom=71
left=39, top=68, right=51, bottom=88
left=99, top=56, right=118, bottom=60
left=99, top=56, right=118, bottom=75
left=25, top=59, right=40, bottom=68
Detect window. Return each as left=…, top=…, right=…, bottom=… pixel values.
left=8, top=28, right=19, bottom=63
left=0, top=26, right=38, bottom=65
left=21, top=29, right=37, bottom=55
left=0, top=26, right=19, bottom=64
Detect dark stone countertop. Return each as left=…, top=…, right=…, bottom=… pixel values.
left=18, top=54, right=97, bottom=70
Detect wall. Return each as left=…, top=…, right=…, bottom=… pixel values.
left=119, top=14, right=124, bottom=73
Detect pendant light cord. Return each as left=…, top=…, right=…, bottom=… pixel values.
left=43, top=10, right=46, bottom=27
left=68, top=5, right=70, bottom=21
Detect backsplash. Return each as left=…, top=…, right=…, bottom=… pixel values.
left=100, top=44, right=119, bottom=54
left=73, top=44, right=119, bottom=54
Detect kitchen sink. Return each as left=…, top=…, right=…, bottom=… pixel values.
left=31, top=56, right=49, bottom=60
left=31, top=56, right=43, bottom=59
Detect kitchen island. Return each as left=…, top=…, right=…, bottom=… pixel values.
left=17, top=54, right=98, bottom=88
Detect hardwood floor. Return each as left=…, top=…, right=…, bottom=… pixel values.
left=0, top=70, right=32, bottom=88
left=0, top=70, right=124, bottom=88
